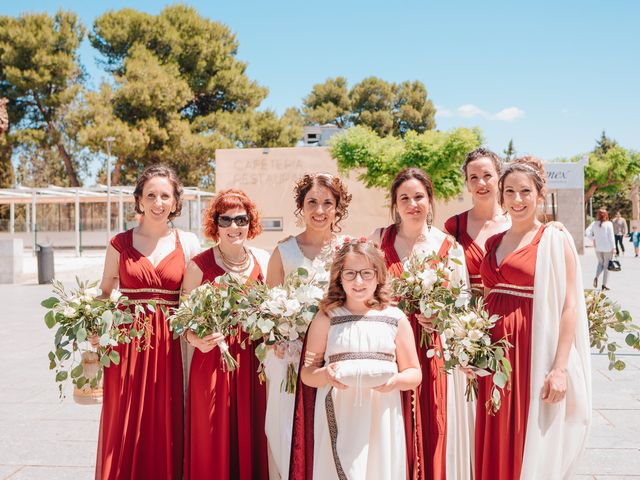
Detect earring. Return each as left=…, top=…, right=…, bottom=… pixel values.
left=426, top=210, right=433, bottom=231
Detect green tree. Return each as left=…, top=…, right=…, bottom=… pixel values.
left=584, top=143, right=640, bottom=206
left=331, top=125, right=482, bottom=199
left=75, top=5, right=299, bottom=187
left=302, top=77, right=436, bottom=138
left=503, top=139, right=516, bottom=161
left=0, top=11, right=85, bottom=186
left=302, top=77, right=351, bottom=128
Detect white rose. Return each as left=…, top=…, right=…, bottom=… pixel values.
left=468, top=329, right=483, bottom=341
left=282, top=298, right=301, bottom=317
left=417, top=268, right=437, bottom=290
left=110, top=289, right=123, bottom=302
left=257, top=317, right=275, bottom=334
left=84, top=287, right=100, bottom=299
left=443, top=328, right=455, bottom=339
left=63, top=306, right=76, bottom=318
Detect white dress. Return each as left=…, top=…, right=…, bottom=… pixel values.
left=313, top=306, right=407, bottom=480
left=264, top=235, right=337, bottom=479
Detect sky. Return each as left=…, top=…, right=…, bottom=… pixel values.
left=3, top=0, right=639, bottom=162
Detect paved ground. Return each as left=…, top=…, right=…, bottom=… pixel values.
left=0, top=246, right=638, bottom=479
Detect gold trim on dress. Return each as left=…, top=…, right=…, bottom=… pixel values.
left=488, top=288, right=534, bottom=299
left=493, top=283, right=533, bottom=291
left=128, top=298, right=179, bottom=306
left=120, top=287, right=180, bottom=295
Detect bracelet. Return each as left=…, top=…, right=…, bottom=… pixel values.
left=304, top=350, right=324, bottom=367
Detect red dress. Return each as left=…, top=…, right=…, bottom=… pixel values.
left=97, top=229, right=184, bottom=480
left=380, top=224, right=451, bottom=480
left=184, top=248, right=269, bottom=480
left=476, top=225, right=545, bottom=480
left=444, top=211, right=485, bottom=294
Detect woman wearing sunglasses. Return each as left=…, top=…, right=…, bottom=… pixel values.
left=372, top=167, right=474, bottom=480
left=265, top=173, right=351, bottom=480
left=181, top=189, right=270, bottom=480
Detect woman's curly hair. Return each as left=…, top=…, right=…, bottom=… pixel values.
left=294, top=173, right=352, bottom=232
left=319, top=238, right=392, bottom=313
left=202, top=189, right=262, bottom=242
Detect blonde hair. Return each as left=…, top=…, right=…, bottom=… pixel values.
left=319, top=239, right=392, bottom=312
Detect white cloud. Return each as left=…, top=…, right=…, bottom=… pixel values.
left=435, top=104, right=525, bottom=122
left=492, top=107, right=525, bottom=121
left=435, top=105, right=453, bottom=118
left=457, top=104, right=487, bottom=118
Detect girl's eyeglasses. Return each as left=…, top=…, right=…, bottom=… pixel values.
left=341, top=268, right=377, bottom=281
left=216, top=214, right=250, bottom=228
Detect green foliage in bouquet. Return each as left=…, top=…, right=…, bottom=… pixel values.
left=437, top=297, right=512, bottom=414
left=168, top=277, right=248, bottom=371
left=391, top=250, right=467, bottom=347
left=586, top=289, right=640, bottom=371
left=42, top=278, right=145, bottom=397
left=240, top=266, right=326, bottom=393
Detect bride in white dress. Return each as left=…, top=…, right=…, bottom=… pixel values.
left=264, top=173, right=351, bottom=479
left=297, top=238, right=421, bottom=480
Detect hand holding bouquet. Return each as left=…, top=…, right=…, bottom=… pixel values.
left=168, top=277, right=245, bottom=371
left=42, top=278, right=140, bottom=397
left=391, top=250, right=467, bottom=347
left=241, top=266, right=327, bottom=393
left=437, top=297, right=512, bottom=414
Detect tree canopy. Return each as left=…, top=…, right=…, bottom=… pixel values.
left=583, top=132, right=640, bottom=205
left=303, top=76, right=436, bottom=138
left=0, top=10, right=85, bottom=186
left=331, top=125, right=482, bottom=199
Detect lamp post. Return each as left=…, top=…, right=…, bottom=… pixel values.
left=104, top=136, right=115, bottom=243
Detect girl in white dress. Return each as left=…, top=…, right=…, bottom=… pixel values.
left=295, top=238, right=421, bottom=480
left=264, top=173, right=351, bottom=479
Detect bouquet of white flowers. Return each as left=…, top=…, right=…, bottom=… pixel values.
left=437, top=297, right=512, bottom=414
left=586, top=289, right=640, bottom=371
left=241, top=266, right=327, bottom=393
left=168, top=277, right=246, bottom=371
left=42, top=278, right=143, bottom=398
left=391, top=250, right=467, bottom=347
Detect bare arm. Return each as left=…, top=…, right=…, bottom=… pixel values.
left=266, top=247, right=285, bottom=287
left=374, top=314, right=422, bottom=392
left=300, top=311, right=347, bottom=389
left=98, top=244, right=120, bottom=298
left=181, top=260, right=204, bottom=297
left=542, top=235, right=577, bottom=403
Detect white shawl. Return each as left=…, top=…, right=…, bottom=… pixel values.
left=521, top=227, right=592, bottom=479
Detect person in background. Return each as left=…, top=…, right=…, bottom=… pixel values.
left=612, top=211, right=628, bottom=256
left=586, top=208, right=616, bottom=290
left=628, top=225, right=640, bottom=257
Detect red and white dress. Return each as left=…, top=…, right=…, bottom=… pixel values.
left=477, top=225, right=591, bottom=479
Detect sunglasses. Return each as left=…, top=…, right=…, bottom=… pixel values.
left=216, top=214, right=250, bottom=228
left=341, top=268, right=377, bottom=281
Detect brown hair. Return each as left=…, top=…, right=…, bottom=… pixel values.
left=203, top=189, right=262, bottom=242
left=462, top=147, right=502, bottom=179
left=596, top=208, right=609, bottom=225
left=294, top=173, right=352, bottom=232
left=498, top=155, right=547, bottom=200
left=319, top=239, right=392, bottom=312
left=133, top=164, right=183, bottom=221
left=389, top=167, right=434, bottom=223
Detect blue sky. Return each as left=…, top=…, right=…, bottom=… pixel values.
left=4, top=1, right=639, bottom=160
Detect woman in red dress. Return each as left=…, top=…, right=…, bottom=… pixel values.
left=444, top=148, right=509, bottom=296
left=181, top=189, right=270, bottom=480
left=95, top=164, right=200, bottom=480
left=476, top=157, right=590, bottom=479
left=372, top=168, right=472, bottom=480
